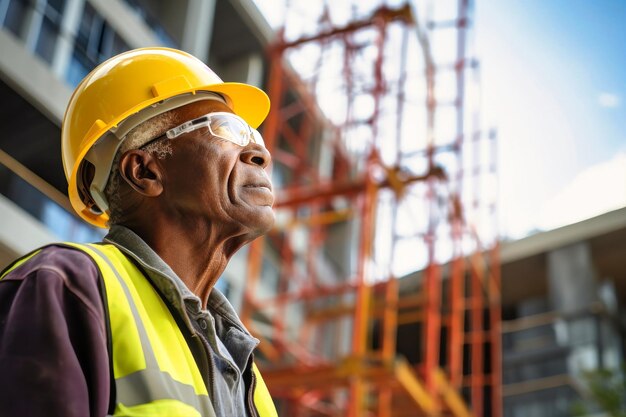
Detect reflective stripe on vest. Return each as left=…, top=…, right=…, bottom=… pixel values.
left=1, top=243, right=277, bottom=417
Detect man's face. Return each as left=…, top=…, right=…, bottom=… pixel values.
left=159, top=99, right=275, bottom=238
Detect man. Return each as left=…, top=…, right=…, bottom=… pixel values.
left=0, top=47, right=277, bottom=417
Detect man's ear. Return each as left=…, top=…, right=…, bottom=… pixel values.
left=118, top=150, right=164, bottom=197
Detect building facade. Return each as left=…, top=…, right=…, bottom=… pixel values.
left=500, top=207, right=626, bottom=416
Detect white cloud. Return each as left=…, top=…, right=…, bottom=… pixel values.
left=538, top=152, right=626, bottom=231
left=598, top=92, right=621, bottom=108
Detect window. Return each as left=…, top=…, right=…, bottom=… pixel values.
left=121, top=0, right=177, bottom=47
left=0, top=0, right=66, bottom=63
left=66, top=2, right=129, bottom=86
left=1, top=0, right=30, bottom=38
left=34, top=0, right=66, bottom=63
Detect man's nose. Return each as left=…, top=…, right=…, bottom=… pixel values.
left=240, top=143, right=271, bottom=168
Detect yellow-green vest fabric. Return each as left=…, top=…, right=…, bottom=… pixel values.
left=2, top=243, right=277, bottom=417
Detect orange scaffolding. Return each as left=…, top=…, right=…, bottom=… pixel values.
left=242, top=1, right=500, bottom=416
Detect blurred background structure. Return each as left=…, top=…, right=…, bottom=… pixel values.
left=0, top=0, right=624, bottom=416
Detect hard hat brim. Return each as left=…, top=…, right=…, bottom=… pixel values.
left=204, top=82, right=270, bottom=129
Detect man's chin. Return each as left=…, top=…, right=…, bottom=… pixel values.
left=253, top=207, right=275, bottom=235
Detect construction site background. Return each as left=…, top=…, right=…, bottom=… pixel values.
left=0, top=1, right=624, bottom=416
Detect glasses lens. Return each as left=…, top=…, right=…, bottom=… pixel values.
left=209, top=115, right=249, bottom=146
left=167, top=112, right=265, bottom=148
left=251, top=129, right=265, bottom=147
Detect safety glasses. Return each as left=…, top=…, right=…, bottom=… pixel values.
left=165, top=112, right=265, bottom=147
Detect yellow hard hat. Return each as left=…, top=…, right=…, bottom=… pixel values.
left=61, top=47, right=270, bottom=228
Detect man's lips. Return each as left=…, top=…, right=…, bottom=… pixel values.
left=242, top=181, right=274, bottom=206
left=244, top=182, right=272, bottom=191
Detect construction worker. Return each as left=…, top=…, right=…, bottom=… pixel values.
left=0, top=48, right=277, bottom=417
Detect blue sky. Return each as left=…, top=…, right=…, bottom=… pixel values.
left=476, top=0, right=626, bottom=238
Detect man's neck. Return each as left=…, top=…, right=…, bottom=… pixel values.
left=123, top=218, right=248, bottom=308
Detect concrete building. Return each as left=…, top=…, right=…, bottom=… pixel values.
left=500, top=206, right=626, bottom=416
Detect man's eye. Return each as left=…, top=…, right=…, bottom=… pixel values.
left=212, top=126, right=232, bottom=137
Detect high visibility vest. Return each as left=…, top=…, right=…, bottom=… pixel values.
left=1, top=243, right=277, bottom=417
